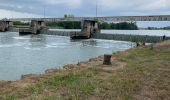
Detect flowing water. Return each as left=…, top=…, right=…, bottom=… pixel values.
left=0, top=32, right=134, bottom=80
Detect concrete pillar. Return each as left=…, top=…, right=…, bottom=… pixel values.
left=31, top=20, right=38, bottom=34
left=31, top=20, right=46, bottom=34
left=0, top=21, right=12, bottom=32
left=80, top=20, right=99, bottom=38
left=19, top=20, right=47, bottom=35
left=71, top=20, right=100, bottom=39
left=0, top=21, right=5, bottom=32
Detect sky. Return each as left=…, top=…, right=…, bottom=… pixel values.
left=0, top=0, right=170, bottom=27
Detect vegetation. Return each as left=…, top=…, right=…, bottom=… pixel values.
left=46, top=21, right=81, bottom=29
left=162, top=26, right=170, bottom=30
left=13, top=21, right=29, bottom=26
left=99, top=22, right=138, bottom=30
left=46, top=22, right=138, bottom=30
left=13, top=21, right=30, bottom=28
left=148, top=26, right=170, bottom=30
left=64, top=14, right=75, bottom=18
left=148, top=27, right=159, bottom=30
left=0, top=40, right=170, bottom=100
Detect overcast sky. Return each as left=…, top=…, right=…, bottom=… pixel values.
left=0, top=0, right=170, bottom=27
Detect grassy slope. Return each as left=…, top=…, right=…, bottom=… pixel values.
left=0, top=41, right=170, bottom=100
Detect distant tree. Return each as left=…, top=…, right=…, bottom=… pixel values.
left=13, top=21, right=29, bottom=26
left=99, top=22, right=138, bottom=30
left=47, top=21, right=138, bottom=30
left=162, top=26, right=170, bottom=30
left=64, top=14, right=75, bottom=18
left=47, top=21, right=81, bottom=29
left=99, top=22, right=111, bottom=29
left=64, top=14, right=68, bottom=18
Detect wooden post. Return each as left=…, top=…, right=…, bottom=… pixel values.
left=142, top=42, right=146, bottom=46
left=103, top=54, right=112, bottom=65
left=136, top=42, right=140, bottom=47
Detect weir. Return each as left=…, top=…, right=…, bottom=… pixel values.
left=19, top=20, right=48, bottom=35
left=44, top=29, right=169, bottom=43
left=92, top=33, right=170, bottom=43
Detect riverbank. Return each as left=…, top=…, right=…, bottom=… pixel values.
left=0, top=40, right=170, bottom=100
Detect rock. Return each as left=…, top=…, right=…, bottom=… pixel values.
left=45, top=68, right=59, bottom=74
left=21, top=74, right=40, bottom=80
left=63, top=64, right=78, bottom=70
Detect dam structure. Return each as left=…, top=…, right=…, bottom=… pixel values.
left=0, top=20, right=13, bottom=32
left=1, top=15, right=170, bottom=42
left=19, top=20, right=48, bottom=35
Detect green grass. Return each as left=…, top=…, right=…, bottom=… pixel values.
left=1, top=44, right=170, bottom=100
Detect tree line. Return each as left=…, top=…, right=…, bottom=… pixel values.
left=99, top=22, right=138, bottom=30
left=47, top=21, right=138, bottom=30
left=148, top=26, right=170, bottom=30
left=46, top=21, right=81, bottom=29
left=13, top=21, right=29, bottom=26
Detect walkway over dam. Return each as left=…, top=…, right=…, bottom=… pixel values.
left=9, top=15, right=170, bottom=22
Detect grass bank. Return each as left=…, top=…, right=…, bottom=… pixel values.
left=0, top=40, right=170, bottom=100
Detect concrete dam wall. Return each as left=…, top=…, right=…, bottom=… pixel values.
left=92, top=33, right=169, bottom=43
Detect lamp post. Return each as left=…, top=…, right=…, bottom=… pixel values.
left=95, top=0, right=98, bottom=17
left=43, top=6, right=46, bottom=19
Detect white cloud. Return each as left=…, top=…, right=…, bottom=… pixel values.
left=137, top=0, right=167, bottom=10
left=0, top=0, right=170, bottom=17
left=0, top=9, right=43, bottom=19
left=94, top=0, right=170, bottom=11
left=17, top=5, right=23, bottom=9
left=40, top=0, right=82, bottom=8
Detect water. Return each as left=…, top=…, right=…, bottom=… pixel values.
left=50, top=29, right=170, bottom=37
left=101, top=30, right=170, bottom=37
left=50, top=29, right=80, bottom=32
left=0, top=32, right=134, bottom=80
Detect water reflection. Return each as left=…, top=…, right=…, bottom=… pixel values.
left=82, top=40, right=97, bottom=46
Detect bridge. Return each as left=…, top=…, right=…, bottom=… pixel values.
left=8, top=15, right=170, bottom=22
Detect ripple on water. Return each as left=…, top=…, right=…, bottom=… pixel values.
left=13, top=37, right=31, bottom=40
left=0, top=43, right=26, bottom=48
left=24, top=47, right=42, bottom=50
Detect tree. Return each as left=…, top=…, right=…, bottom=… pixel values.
left=99, top=22, right=138, bottom=30
left=46, top=21, right=81, bottom=29
left=64, top=14, right=75, bottom=18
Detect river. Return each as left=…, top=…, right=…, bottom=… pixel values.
left=0, top=32, right=134, bottom=80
